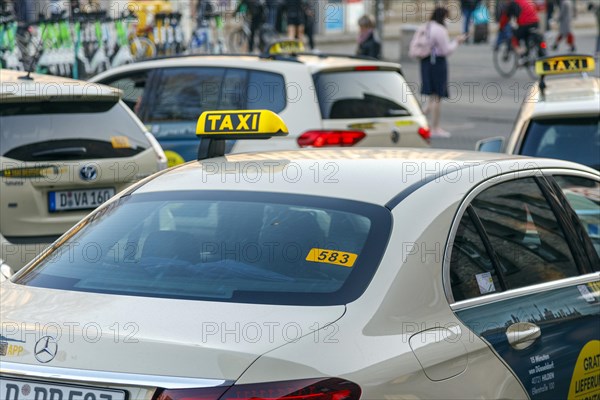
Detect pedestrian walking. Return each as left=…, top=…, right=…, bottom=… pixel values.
left=552, top=0, right=576, bottom=52
left=285, top=0, right=305, bottom=41
left=265, top=0, right=280, bottom=29
left=304, top=0, right=316, bottom=50
left=546, top=0, right=558, bottom=31
left=356, top=14, right=381, bottom=59
left=588, top=2, right=600, bottom=54
left=461, top=0, right=477, bottom=40
left=420, top=6, right=466, bottom=138
left=235, top=0, right=266, bottom=53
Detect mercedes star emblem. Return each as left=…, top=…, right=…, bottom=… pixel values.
left=34, top=336, right=58, bottom=363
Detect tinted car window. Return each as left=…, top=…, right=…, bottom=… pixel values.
left=149, top=67, right=225, bottom=123
left=0, top=101, right=149, bottom=161
left=136, top=68, right=286, bottom=139
left=16, top=192, right=391, bottom=305
left=101, top=71, right=150, bottom=112
left=247, top=70, right=286, bottom=112
left=471, top=178, right=579, bottom=289
left=520, top=116, right=600, bottom=170
left=315, top=70, right=420, bottom=119
left=554, top=175, right=600, bottom=259
left=450, top=209, right=502, bottom=301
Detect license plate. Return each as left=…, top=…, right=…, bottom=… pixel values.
left=0, top=377, right=126, bottom=400
left=49, top=188, right=115, bottom=212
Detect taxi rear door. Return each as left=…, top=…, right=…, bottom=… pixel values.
left=447, top=174, right=600, bottom=399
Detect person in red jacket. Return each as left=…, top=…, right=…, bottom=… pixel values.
left=502, top=0, right=541, bottom=55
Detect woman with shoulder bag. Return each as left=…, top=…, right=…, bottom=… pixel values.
left=421, top=6, right=466, bottom=138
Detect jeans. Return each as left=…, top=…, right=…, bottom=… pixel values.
left=463, top=9, right=474, bottom=34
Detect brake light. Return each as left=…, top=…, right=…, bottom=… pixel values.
left=418, top=126, right=431, bottom=142
left=297, top=130, right=365, bottom=147
left=153, top=378, right=361, bottom=400
left=154, top=386, right=229, bottom=400
left=354, top=66, right=379, bottom=71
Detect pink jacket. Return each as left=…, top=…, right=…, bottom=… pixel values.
left=429, top=21, right=458, bottom=57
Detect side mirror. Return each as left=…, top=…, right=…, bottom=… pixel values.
left=0, top=260, right=14, bottom=283
left=476, top=137, right=505, bottom=153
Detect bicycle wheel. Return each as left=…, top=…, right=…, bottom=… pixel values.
left=229, top=28, right=247, bottom=53
left=493, top=41, right=518, bottom=78
left=130, top=36, right=156, bottom=60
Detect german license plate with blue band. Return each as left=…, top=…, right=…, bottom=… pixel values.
left=49, top=188, right=115, bottom=212
left=0, top=377, right=126, bottom=400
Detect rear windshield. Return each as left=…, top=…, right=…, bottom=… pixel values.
left=315, top=70, right=420, bottom=119
left=520, top=116, right=600, bottom=170
left=0, top=101, right=149, bottom=161
left=16, top=191, right=391, bottom=305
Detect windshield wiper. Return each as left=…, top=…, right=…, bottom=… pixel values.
left=32, top=147, right=87, bottom=158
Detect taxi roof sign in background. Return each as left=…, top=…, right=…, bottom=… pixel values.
left=196, top=110, right=289, bottom=139
left=268, top=40, right=305, bottom=55
left=535, top=55, right=596, bottom=76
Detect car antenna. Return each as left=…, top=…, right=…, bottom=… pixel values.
left=19, top=16, right=50, bottom=81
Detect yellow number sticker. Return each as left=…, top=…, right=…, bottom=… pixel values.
left=306, top=248, right=358, bottom=268
left=111, top=136, right=131, bottom=149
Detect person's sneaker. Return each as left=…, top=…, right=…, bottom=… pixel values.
left=430, top=128, right=451, bottom=138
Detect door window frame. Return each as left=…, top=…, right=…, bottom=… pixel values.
left=444, top=169, right=600, bottom=310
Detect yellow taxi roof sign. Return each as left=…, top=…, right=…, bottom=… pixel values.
left=196, top=110, right=289, bottom=139
left=535, top=54, right=596, bottom=76
left=268, top=40, right=305, bottom=55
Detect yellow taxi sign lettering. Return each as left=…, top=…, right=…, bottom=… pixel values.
left=268, top=40, right=305, bottom=55
left=535, top=55, right=596, bottom=76
left=196, top=110, right=288, bottom=139
left=306, top=248, right=358, bottom=268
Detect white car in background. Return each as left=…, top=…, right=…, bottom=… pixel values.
left=91, top=46, right=430, bottom=166
left=0, top=70, right=167, bottom=271
left=478, top=54, right=600, bottom=171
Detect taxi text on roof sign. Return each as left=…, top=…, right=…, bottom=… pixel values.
left=535, top=55, right=596, bottom=76
left=268, top=40, right=305, bottom=55
left=196, top=110, right=289, bottom=139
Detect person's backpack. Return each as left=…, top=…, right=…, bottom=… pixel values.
left=408, top=22, right=433, bottom=59
left=473, top=3, right=490, bottom=25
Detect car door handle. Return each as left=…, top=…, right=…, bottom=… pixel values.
left=506, top=322, right=541, bottom=350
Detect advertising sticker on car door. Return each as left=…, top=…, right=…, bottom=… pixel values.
left=456, top=282, right=600, bottom=399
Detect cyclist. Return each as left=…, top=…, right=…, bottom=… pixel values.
left=235, top=0, right=266, bottom=53
left=501, top=0, right=542, bottom=56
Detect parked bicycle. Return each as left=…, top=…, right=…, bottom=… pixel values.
left=493, top=27, right=547, bottom=79
left=189, top=12, right=228, bottom=54
left=228, top=13, right=277, bottom=53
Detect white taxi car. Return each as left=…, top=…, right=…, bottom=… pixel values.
left=1, top=110, right=599, bottom=399
left=0, top=70, right=167, bottom=271
left=478, top=54, right=600, bottom=170
left=91, top=42, right=429, bottom=166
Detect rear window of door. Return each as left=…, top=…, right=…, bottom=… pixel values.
left=449, top=177, right=582, bottom=301
left=314, top=70, right=420, bottom=119
left=0, top=101, right=149, bottom=161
